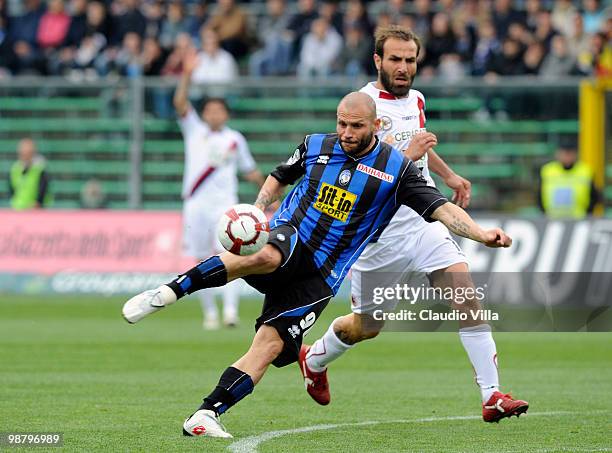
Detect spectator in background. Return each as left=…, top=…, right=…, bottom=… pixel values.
left=249, top=0, right=292, bottom=76
left=9, top=138, right=52, bottom=210
left=524, top=0, right=541, bottom=31
left=142, top=36, right=165, bottom=75
left=55, top=1, right=109, bottom=77
left=143, top=36, right=169, bottom=117
left=375, top=11, right=393, bottom=29
left=521, top=41, right=545, bottom=74
left=551, top=0, right=577, bottom=38
left=486, top=37, right=526, bottom=78
left=63, top=0, right=88, bottom=48
left=115, top=31, right=142, bottom=76
left=421, top=12, right=457, bottom=75
left=568, top=13, right=592, bottom=61
left=286, top=0, right=319, bottom=65
left=580, top=30, right=612, bottom=77
left=538, top=137, right=601, bottom=219
left=534, top=10, right=559, bottom=51
left=96, top=30, right=141, bottom=76
left=383, top=0, right=406, bottom=24
left=582, top=0, right=604, bottom=34
left=85, top=1, right=111, bottom=42
left=161, top=31, right=194, bottom=76
left=80, top=178, right=108, bottom=209
left=143, top=0, right=164, bottom=38
left=112, top=0, right=146, bottom=45
left=186, top=1, right=208, bottom=40
left=471, top=20, right=501, bottom=76
left=451, top=16, right=474, bottom=64
left=319, top=0, right=343, bottom=36
left=335, top=24, right=371, bottom=76
left=491, top=0, right=526, bottom=39
left=539, top=34, right=578, bottom=78
left=52, top=30, right=106, bottom=77
left=343, top=0, right=373, bottom=37
left=205, top=0, right=250, bottom=59
left=52, top=0, right=99, bottom=76
left=192, top=27, right=238, bottom=84
left=507, top=22, right=534, bottom=51
left=297, top=17, right=342, bottom=79
left=0, top=16, right=15, bottom=76
left=9, top=0, right=45, bottom=74
left=412, top=0, right=433, bottom=39
left=37, top=0, right=70, bottom=51
left=159, top=1, right=190, bottom=51
left=173, top=47, right=264, bottom=328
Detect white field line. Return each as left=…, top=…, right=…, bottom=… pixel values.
left=228, top=410, right=589, bottom=453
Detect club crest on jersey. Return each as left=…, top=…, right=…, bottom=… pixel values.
left=338, top=169, right=352, bottom=186
left=314, top=182, right=356, bottom=222
left=356, top=163, right=394, bottom=183
left=380, top=115, right=393, bottom=132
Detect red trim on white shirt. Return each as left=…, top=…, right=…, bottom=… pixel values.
left=417, top=97, right=426, bottom=128
left=378, top=90, right=396, bottom=100
left=188, top=166, right=216, bottom=198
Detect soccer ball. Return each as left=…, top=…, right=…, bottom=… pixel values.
left=217, top=204, right=270, bottom=256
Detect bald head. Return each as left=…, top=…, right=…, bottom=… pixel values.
left=18, top=138, right=37, bottom=166
left=336, top=92, right=379, bottom=156
left=337, top=92, right=377, bottom=121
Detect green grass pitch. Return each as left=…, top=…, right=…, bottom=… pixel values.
left=1, top=295, right=610, bottom=452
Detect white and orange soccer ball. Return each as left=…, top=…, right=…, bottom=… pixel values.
left=217, top=204, right=270, bottom=256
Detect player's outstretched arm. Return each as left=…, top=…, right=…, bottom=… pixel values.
left=431, top=202, right=511, bottom=248
left=427, top=149, right=472, bottom=208
left=173, top=47, right=199, bottom=117
left=254, top=175, right=287, bottom=211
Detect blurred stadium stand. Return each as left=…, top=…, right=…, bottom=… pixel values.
left=0, top=77, right=593, bottom=214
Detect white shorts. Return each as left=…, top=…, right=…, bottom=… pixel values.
left=351, top=220, right=467, bottom=315
left=182, top=198, right=234, bottom=259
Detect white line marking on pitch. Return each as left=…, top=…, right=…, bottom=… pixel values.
left=227, top=411, right=577, bottom=453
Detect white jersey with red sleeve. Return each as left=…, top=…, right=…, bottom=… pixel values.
left=358, top=82, right=436, bottom=239
left=179, top=107, right=256, bottom=205
left=359, top=82, right=434, bottom=185
left=178, top=107, right=257, bottom=258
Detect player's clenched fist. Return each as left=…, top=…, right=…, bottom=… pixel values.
left=482, top=228, right=512, bottom=248
left=403, top=132, right=437, bottom=162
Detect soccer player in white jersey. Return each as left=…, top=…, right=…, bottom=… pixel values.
left=174, top=48, right=265, bottom=329
left=299, top=26, right=529, bottom=422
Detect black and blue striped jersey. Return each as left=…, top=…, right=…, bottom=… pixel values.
left=270, top=133, right=447, bottom=294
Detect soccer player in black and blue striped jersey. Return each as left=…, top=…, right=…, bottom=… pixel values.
left=122, top=92, right=512, bottom=438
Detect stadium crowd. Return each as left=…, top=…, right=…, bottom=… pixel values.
left=0, top=0, right=610, bottom=80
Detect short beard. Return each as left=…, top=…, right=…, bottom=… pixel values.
left=379, top=68, right=412, bottom=98
left=343, top=131, right=375, bottom=156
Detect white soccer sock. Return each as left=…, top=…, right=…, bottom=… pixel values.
left=459, top=324, right=499, bottom=403
left=198, top=289, right=218, bottom=321
left=306, top=318, right=354, bottom=372
left=222, top=280, right=240, bottom=323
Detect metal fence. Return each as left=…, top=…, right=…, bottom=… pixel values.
left=0, top=76, right=583, bottom=212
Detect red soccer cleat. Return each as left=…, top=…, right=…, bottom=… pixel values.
left=298, top=344, right=330, bottom=406
left=482, top=391, right=529, bottom=423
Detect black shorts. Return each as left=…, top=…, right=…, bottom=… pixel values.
left=244, top=224, right=333, bottom=368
